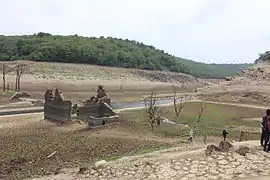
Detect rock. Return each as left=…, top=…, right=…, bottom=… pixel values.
left=78, top=167, right=88, bottom=174
left=94, top=160, right=107, bottom=169
left=205, top=145, right=219, bottom=156
left=208, top=175, right=219, bottom=180
left=224, top=77, right=232, bottom=81
left=234, top=165, right=245, bottom=174
left=218, top=141, right=233, bottom=152
left=238, top=173, right=248, bottom=178
left=183, top=167, right=189, bottom=171
left=218, top=160, right=228, bottom=165
left=235, top=146, right=250, bottom=156
left=186, top=174, right=196, bottom=178
left=217, top=155, right=225, bottom=160
left=54, top=168, right=62, bottom=175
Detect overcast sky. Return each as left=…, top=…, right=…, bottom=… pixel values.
left=1, top=0, right=270, bottom=64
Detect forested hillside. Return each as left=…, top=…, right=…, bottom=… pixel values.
left=0, top=33, right=252, bottom=77
left=181, top=59, right=252, bottom=78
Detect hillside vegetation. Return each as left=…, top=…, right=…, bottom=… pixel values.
left=0, top=33, right=252, bottom=77
left=181, top=60, right=252, bottom=78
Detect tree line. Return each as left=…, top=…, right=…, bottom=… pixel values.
left=0, top=33, right=252, bottom=78
left=0, top=33, right=191, bottom=74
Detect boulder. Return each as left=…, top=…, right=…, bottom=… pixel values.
left=205, top=145, right=220, bottom=156
left=78, top=167, right=88, bottom=174
left=94, top=160, right=107, bottom=169
left=205, top=141, right=233, bottom=156
left=224, top=77, right=232, bottom=81
left=218, top=141, right=233, bottom=152
left=235, top=146, right=250, bottom=156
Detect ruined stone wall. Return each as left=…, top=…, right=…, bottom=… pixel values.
left=78, top=103, right=115, bottom=120
left=88, top=115, right=119, bottom=128
left=44, top=89, right=72, bottom=122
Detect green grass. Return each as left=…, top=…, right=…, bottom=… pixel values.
left=133, top=146, right=168, bottom=155
left=123, top=102, right=263, bottom=138
left=105, top=155, right=123, bottom=161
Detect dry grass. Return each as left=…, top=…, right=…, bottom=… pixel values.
left=0, top=123, right=172, bottom=180
left=0, top=61, right=204, bottom=104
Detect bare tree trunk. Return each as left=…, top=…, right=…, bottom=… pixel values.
left=18, top=75, right=21, bottom=92
left=2, top=64, right=6, bottom=91
left=3, top=73, right=6, bottom=91
left=15, top=74, right=18, bottom=91
left=151, top=123, right=154, bottom=132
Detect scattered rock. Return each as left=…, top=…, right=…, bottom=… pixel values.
left=205, top=145, right=220, bottom=156
left=94, top=160, right=107, bottom=169
left=54, top=168, right=61, bottom=175
left=78, top=167, right=88, bottom=174
left=235, top=146, right=250, bottom=156
left=218, top=159, right=228, bottom=165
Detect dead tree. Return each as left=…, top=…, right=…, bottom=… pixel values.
left=173, top=97, right=185, bottom=117
left=194, top=102, right=206, bottom=131
left=0, top=62, right=13, bottom=92
left=144, top=92, right=158, bottom=132
left=197, top=102, right=205, bottom=120
left=14, top=62, right=29, bottom=92
left=172, top=85, right=185, bottom=116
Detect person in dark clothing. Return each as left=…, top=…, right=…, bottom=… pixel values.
left=222, top=129, right=229, bottom=141
left=261, top=109, right=270, bottom=146
left=262, top=116, right=270, bottom=152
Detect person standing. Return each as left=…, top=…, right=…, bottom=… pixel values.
left=222, top=129, right=229, bottom=141
left=263, top=116, right=270, bottom=152
left=188, top=129, right=193, bottom=142
left=261, top=109, right=270, bottom=146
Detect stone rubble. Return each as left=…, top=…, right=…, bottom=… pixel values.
left=33, top=145, right=270, bottom=180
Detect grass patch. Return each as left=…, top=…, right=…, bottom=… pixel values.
left=123, top=101, right=263, bottom=138
left=105, top=155, right=123, bottom=161
left=133, top=146, right=168, bottom=155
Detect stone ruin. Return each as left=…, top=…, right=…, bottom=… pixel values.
left=44, top=89, right=72, bottom=123
left=43, top=86, right=119, bottom=128
left=77, top=85, right=118, bottom=128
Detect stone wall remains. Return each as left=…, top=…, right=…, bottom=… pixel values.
left=44, top=89, right=72, bottom=122
left=88, top=115, right=119, bottom=128
left=78, top=102, right=116, bottom=120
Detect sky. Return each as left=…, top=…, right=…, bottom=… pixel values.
left=1, top=0, right=270, bottom=64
